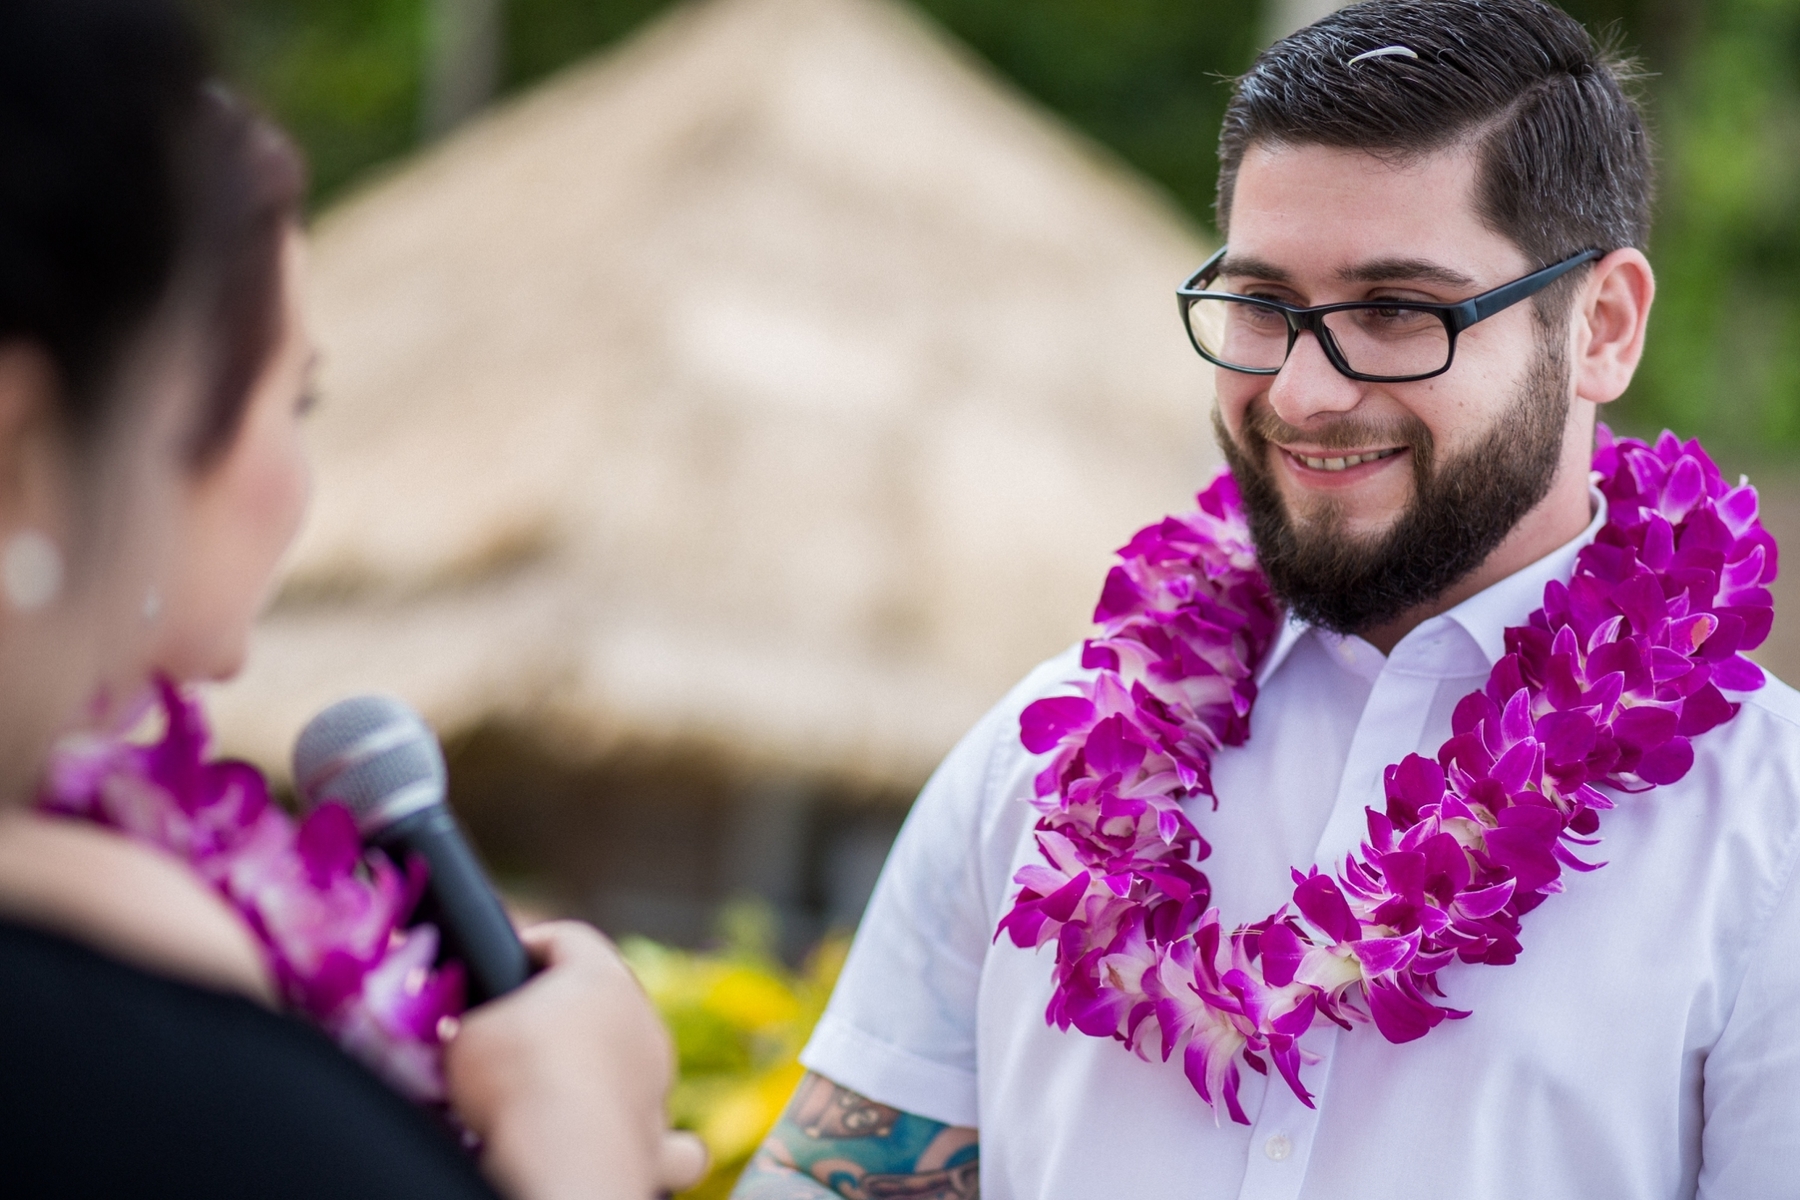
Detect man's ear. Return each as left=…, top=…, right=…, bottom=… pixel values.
left=1571, top=248, right=1654, bottom=406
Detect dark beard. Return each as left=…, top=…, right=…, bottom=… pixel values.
left=1214, top=339, right=1571, bottom=636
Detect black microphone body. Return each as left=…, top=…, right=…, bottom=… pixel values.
left=293, top=695, right=532, bottom=1007
left=376, top=806, right=532, bottom=1005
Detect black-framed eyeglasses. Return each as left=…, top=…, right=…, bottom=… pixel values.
left=1176, top=246, right=1602, bottom=383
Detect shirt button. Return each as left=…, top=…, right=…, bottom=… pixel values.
left=1264, top=1133, right=1293, bottom=1162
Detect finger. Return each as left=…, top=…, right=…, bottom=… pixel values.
left=518, top=919, right=616, bottom=969
left=656, top=1130, right=709, bottom=1192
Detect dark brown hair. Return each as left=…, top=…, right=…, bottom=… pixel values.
left=1217, top=0, right=1653, bottom=283
left=176, top=89, right=307, bottom=466
left=0, top=0, right=304, bottom=468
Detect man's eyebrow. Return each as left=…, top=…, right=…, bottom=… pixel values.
left=1214, top=254, right=1292, bottom=283
left=1335, top=257, right=1477, bottom=289
left=1214, top=255, right=1478, bottom=291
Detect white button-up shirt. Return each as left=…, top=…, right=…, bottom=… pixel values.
left=802, top=499, right=1800, bottom=1199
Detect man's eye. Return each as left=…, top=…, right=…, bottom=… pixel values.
left=1235, top=304, right=1289, bottom=329
left=1362, top=306, right=1432, bottom=328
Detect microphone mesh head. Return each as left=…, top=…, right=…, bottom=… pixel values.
left=292, top=695, right=446, bottom=832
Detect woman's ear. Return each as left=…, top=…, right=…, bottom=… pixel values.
left=0, top=344, right=72, bottom=611
left=1571, top=248, right=1655, bottom=407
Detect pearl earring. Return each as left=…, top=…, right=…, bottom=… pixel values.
left=2, top=528, right=62, bottom=612
left=143, top=586, right=162, bottom=624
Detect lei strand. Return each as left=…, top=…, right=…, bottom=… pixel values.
left=39, top=680, right=465, bottom=1104
left=996, top=427, right=1778, bottom=1122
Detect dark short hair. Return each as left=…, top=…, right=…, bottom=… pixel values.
left=1217, top=0, right=1652, bottom=284
left=0, top=0, right=304, bottom=467
left=177, top=87, right=307, bottom=467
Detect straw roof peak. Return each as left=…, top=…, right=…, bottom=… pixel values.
left=211, top=0, right=1219, bottom=790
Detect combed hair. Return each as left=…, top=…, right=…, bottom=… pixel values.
left=1217, top=0, right=1653, bottom=274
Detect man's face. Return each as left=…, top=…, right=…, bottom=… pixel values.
left=1214, top=142, right=1576, bottom=634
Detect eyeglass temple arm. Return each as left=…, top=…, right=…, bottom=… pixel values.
left=1181, top=246, right=1229, bottom=292
left=1462, top=248, right=1604, bottom=327
left=1179, top=246, right=1606, bottom=328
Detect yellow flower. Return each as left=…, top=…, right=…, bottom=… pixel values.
left=705, top=965, right=803, bottom=1032
left=621, top=906, right=848, bottom=1199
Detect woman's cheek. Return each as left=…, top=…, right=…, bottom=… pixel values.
left=261, top=424, right=310, bottom=600
left=254, top=418, right=304, bottom=535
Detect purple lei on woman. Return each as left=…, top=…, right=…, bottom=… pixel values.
left=997, top=427, right=1778, bottom=1123
left=39, top=680, right=465, bottom=1104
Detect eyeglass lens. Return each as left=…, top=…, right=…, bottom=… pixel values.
left=1186, top=297, right=1452, bottom=378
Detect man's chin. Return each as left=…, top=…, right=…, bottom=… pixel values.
left=1272, top=464, right=1416, bottom=535
left=1270, top=488, right=1406, bottom=551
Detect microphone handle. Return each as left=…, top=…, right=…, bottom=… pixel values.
left=373, top=806, right=533, bottom=1005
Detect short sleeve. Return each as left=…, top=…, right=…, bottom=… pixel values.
left=1698, top=828, right=1800, bottom=1197
left=799, top=652, right=1075, bottom=1128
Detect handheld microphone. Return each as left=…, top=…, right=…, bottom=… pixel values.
left=292, top=695, right=532, bottom=1005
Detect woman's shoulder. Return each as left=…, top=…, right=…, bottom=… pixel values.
left=0, top=917, right=499, bottom=1199
left=0, top=809, right=274, bottom=1003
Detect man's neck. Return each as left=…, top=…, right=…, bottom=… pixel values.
left=1357, top=453, right=1597, bottom=655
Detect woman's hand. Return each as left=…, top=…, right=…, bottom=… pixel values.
left=444, top=920, right=708, bottom=1200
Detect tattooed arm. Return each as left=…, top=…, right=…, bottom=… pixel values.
left=731, top=1071, right=979, bottom=1199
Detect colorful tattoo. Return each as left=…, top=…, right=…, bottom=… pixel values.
left=731, top=1072, right=980, bottom=1200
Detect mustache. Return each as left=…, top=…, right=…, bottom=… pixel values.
left=1235, top=401, right=1433, bottom=457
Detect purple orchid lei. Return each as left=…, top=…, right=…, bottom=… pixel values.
left=996, top=427, right=1778, bottom=1123
left=39, top=679, right=465, bottom=1105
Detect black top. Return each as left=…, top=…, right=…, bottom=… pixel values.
left=0, top=918, right=501, bottom=1199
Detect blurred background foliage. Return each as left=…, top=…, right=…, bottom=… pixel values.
left=623, top=905, right=847, bottom=1198
left=188, top=0, right=1800, bottom=461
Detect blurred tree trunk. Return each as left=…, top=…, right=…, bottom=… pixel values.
left=422, top=0, right=501, bottom=139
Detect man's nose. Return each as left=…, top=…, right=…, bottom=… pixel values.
left=1267, top=329, right=1365, bottom=426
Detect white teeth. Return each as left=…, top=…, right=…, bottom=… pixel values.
left=1296, top=449, right=1400, bottom=472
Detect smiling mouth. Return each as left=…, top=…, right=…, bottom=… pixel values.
left=1285, top=447, right=1405, bottom=473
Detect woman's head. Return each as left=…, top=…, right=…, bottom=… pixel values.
left=0, top=0, right=307, bottom=798
left=150, top=222, right=315, bottom=684
left=144, top=81, right=315, bottom=686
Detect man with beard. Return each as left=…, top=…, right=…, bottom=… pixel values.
left=735, top=2, right=1800, bottom=1198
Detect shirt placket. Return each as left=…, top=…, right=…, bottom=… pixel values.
left=1234, top=640, right=1440, bottom=1200
left=1234, top=1020, right=1340, bottom=1199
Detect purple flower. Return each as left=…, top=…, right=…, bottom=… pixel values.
left=998, top=428, right=1776, bottom=1121
left=40, top=679, right=465, bottom=1104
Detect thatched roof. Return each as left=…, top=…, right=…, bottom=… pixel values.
left=206, top=0, right=1219, bottom=791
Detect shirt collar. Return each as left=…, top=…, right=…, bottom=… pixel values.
left=1255, top=485, right=1607, bottom=685
left=1444, top=486, right=1607, bottom=668
left=1257, top=618, right=1311, bottom=687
